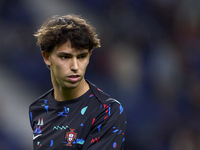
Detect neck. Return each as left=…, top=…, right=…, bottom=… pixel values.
left=53, top=79, right=89, bottom=102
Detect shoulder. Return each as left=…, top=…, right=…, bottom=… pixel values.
left=87, top=80, right=125, bottom=118
left=29, top=88, right=53, bottom=108
left=88, top=80, right=122, bottom=105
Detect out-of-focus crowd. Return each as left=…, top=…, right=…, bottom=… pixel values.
left=0, top=0, right=200, bottom=149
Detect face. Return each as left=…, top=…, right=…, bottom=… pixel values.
left=42, top=40, right=91, bottom=90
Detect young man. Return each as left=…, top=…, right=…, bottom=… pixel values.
left=29, top=14, right=126, bottom=150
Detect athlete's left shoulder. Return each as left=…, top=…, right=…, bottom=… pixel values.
left=87, top=80, right=113, bottom=102
left=87, top=80, right=125, bottom=112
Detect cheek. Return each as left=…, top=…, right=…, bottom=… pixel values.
left=81, top=60, right=89, bottom=70
left=59, top=64, right=70, bottom=75
left=52, top=62, right=69, bottom=76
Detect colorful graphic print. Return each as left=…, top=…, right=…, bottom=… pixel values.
left=113, top=127, right=125, bottom=135
left=113, top=142, right=117, bottom=148
left=58, top=107, right=69, bottom=117
left=34, top=118, right=44, bottom=134
left=53, top=125, right=69, bottom=130
left=41, top=100, right=49, bottom=113
left=62, top=138, right=85, bottom=145
left=30, top=85, right=126, bottom=149
left=81, top=106, right=88, bottom=115
left=90, top=137, right=100, bottom=143
left=30, top=112, right=33, bottom=128
left=50, top=140, right=54, bottom=147
left=99, top=104, right=111, bottom=120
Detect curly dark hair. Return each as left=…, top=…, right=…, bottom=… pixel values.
left=34, top=14, right=101, bottom=52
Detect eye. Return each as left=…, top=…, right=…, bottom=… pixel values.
left=78, top=54, right=88, bottom=59
left=61, top=56, right=66, bottom=60
left=60, top=55, right=71, bottom=60
left=79, top=55, right=86, bottom=59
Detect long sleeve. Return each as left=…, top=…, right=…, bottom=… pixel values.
left=82, top=101, right=126, bottom=150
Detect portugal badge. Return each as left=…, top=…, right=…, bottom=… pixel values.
left=65, top=128, right=77, bottom=146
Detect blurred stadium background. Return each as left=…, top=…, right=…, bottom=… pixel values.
left=0, top=0, right=200, bottom=149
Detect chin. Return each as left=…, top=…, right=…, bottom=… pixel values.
left=63, top=81, right=80, bottom=89
left=60, top=77, right=84, bottom=89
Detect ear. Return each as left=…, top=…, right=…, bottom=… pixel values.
left=42, top=51, right=51, bottom=66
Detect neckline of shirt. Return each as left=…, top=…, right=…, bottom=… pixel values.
left=47, top=88, right=92, bottom=107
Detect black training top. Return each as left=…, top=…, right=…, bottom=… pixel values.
left=29, top=80, right=126, bottom=150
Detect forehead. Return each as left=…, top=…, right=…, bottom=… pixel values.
left=53, top=40, right=89, bottom=54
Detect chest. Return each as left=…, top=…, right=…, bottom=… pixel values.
left=32, top=104, right=95, bottom=149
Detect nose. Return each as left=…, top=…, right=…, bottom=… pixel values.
left=70, top=58, right=78, bottom=72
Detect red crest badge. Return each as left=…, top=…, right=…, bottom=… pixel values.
left=65, top=128, right=77, bottom=146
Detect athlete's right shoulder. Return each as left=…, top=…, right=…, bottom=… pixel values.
left=29, top=88, right=53, bottom=108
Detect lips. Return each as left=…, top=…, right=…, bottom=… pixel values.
left=67, top=75, right=80, bottom=82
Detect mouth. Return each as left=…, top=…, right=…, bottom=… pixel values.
left=67, top=75, right=81, bottom=82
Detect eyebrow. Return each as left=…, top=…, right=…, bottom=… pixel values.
left=78, top=52, right=89, bottom=56
left=57, top=52, right=89, bottom=56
